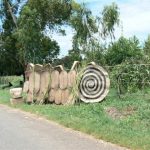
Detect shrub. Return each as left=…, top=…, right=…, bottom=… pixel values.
left=111, top=56, right=150, bottom=94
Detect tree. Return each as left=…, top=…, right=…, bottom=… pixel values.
left=84, top=42, right=106, bottom=65
left=53, top=48, right=82, bottom=69
left=15, top=0, right=72, bottom=68
left=70, top=2, right=98, bottom=52
left=98, top=2, right=120, bottom=41
left=105, top=36, right=142, bottom=65
left=143, top=35, right=150, bottom=56
left=0, top=0, right=72, bottom=75
left=0, top=1, right=121, bottom=76
left=0, top=0, right=23, bottom=75
left=70, top=2, right=120, bottom=63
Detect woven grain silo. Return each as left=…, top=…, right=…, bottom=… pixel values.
left=37, top=64, right=52, bottom=103
left=61, top=89, right=69, bottom=105
left=48, top=89, right=55, bottom=102
left=54, top=89, right=62, bottom=105
left=59, top=70, right=68, bottom=90
left=51, top=70, right=59, bottom=89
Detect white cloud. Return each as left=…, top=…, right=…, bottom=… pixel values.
left=118, top=0, right=150, bottom=40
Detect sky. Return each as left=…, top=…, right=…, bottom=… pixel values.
left=52, top=0, right=150, bottom=57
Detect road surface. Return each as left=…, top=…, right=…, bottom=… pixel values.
left=0, top=105, right=128, bottom=150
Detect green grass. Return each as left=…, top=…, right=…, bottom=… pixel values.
left=0, top=89, right=150, bottom=150
left=0, top=89, right=11, bottom=104
left=0, top=76, right=23, bottom=88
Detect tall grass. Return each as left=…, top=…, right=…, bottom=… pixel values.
left=0, top=76, right=23, bottom=88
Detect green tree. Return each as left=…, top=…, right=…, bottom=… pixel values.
left=54, top=48, right=82, bottom=69
left=70, top=2, right=97, bottom=52
left=70, top=2, right=120, bottom=63
left=105, top=36, right=142, bottom=65
left=0, top=1, right=121, bottom=76
left=98, top=2, right=120, bottom=41
left=0, top=0, right=72, bottom=75
left=85, top=42, right=106, bottom=65
left=15, top=0, right=72, bottom=68
left=0, top=0, right=23, bottom=75
left=143, top=35, right=150, bottom=56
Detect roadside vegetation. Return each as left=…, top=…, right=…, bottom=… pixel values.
left=0, top=86, right=150, bottom=150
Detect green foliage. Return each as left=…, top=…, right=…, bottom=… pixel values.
left=106, top=36, right=142, bottom=65
left=70, top=2, right=120, bottom=63
left=99, top=2, right=120, bottom=40
left=27, top=0, right=72, bottom=28
left=111, top=56, right=150, bottom=93
left=0, top=76, right=23, bottom=88
left=0, top=0, right=23, bottom=75
left=70, top=3, right=97, bottom=50
left=0, top=0, right=72, bottom=75
left=15, top=0, right=69, bottom=65
left=54, top=49, right=82, bottom=69
left=144, top=35, right=150, bottom=56
left=83, top=41, right=106, bottom=65
left=0, top=1, right=121, bottom=77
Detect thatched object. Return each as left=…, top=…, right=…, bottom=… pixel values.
left=71, top=61, right=79, bottom=71
left=34, top=72, right=41, bottom=94
left=55, top=89, right=62, bottom=105
left=25, top=63, right=34, bottom=80
left=37, top=64, right=51, bottom=103
left=51, top=70, right=59, bottom=89
left=26, top=92, right=33, bottom=103
left=61, top=89, right=69, bottom=105
left=68, top=70, right=76, bottom=88
left=34, top=64, right=43, bottom=94
left=40, top=72, right=50, bottom=92
left=55, top=65, right=64, bottom=72
left=67, top=93, right=75, bottom=105
left=28, top=72, right=34, bottom=93
left=23, top=81, right=29, bottom=93
left=48, top=89, right=55, bottom=102
left=24, top=61, right=111, bottom=105
left=59, top=70, right=68, bottom=90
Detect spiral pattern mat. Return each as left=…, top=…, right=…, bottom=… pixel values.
left=79, top=64, right=110, bottom=103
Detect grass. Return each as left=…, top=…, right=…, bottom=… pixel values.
left=0, top=76, right=23, bottom=85
left=0, top=88, right=150, bottom=150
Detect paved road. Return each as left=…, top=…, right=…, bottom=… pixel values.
left=0, top=105, right=128, bottom=150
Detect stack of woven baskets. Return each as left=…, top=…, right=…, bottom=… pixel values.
left=23, top=62, right=79, bottom=105
left=20, top=61, right=110, bottom=105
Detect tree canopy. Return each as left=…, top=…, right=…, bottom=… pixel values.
left=0, top=0, right=73, bottom=75
left=0, top=0, right=149, bottom=76
left=106, top=36, right=142, bottom=65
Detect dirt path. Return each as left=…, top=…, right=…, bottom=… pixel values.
left=0, top=105, right=128, bottom=150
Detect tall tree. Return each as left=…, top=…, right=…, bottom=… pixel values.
left=105, top=36, right=142, bottom=65
left=143, top=35, right=150, bottom=56
left=0, top=0, right=72, bottom=75
left=15, top=0, right=73, bottom=67
left=70, top=2, right=120, bottom=62
left=98, top=2, right=120, bottom=41
left=0, top=0, right=23, bottom=75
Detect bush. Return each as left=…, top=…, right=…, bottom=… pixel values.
left=111, top=57, right=150, bottom=93
left=0, top=76, right=23, bottom=88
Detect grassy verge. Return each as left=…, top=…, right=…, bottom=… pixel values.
left=0, top=88, right=150, bottom=150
